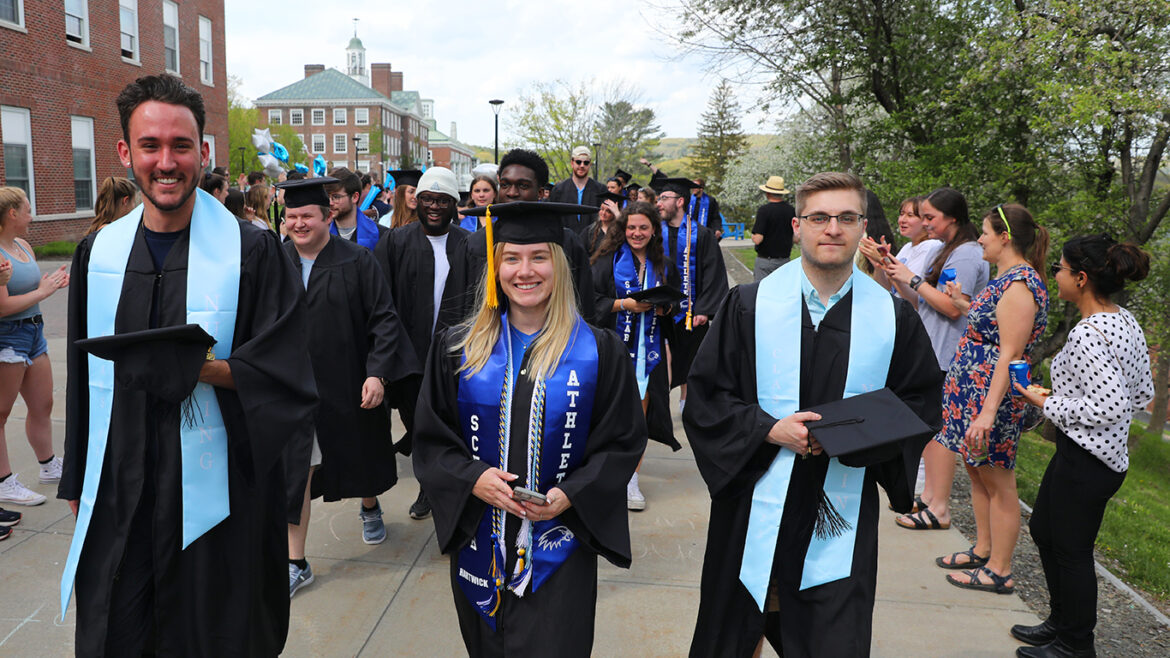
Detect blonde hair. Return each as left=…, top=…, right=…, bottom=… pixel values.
left=454, top=242, right=580, bottom=382
left=88, top=177, right=138, bottom=235
left=246, top=184, right=270, bottom=219
left=0, top=187, right=28, bottom=227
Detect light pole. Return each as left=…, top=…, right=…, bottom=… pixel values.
left=592, top=142, right=601, bottom=181
left=353, top=135, right=361, bottom=172
left=237, top=146, right=245, bottom=182
left=489, top=99, right=504, bottom=163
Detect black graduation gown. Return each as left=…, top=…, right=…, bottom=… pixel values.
left=579, top=222, right=611, bottom=258
left=284, top=236, right=419, bottom=511
left=439, top=226, right=596, bottom=329
left=60, top=221, right=318, bottom=657
left=683, top=283, right=943, bottom=658
left=663, top=222, right=728, bottom=388
left=591, top=255, right=682, bottom=451
left=690, top=192, right=723, bottom=236
left=372, top=222, right=470, bottom=454
left=412, top=325, right=646, bottom=656
left=549, top=177, right=607, bottom=231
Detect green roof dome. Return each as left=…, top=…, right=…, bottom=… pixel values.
left=347, top=36, right=364, bottom=50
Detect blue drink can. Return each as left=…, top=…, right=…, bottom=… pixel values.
left=1009, top=360, right=1030, bottom=396
left=937, top=268, right=957, bottom=287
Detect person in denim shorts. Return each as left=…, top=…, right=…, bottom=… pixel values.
left=0, top=187, right=70, bottom=509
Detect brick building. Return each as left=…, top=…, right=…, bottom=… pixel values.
left=0, top=0, right=228, bottom=245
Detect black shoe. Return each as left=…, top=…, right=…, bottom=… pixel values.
left=1016, top=639, right=1095, bottom=658
left=0, top=507, right=21, bottom=527
left=408, top=490, right=431, bottom=520
left=1011, top=620, right=1057, bottom=646
left=0, top=525, right=10, bottom=541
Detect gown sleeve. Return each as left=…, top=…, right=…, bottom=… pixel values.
left=412, top=330, right=492, bottom=554
left=59, top=236, right=95, bottom=501
left=563, top=229, right=596, bottom=324
left=694, top=229, right=729, bottom=317
left=683, top=284, right=781, bottom=499
left=590, top=258, right=618, bottom=329
left=357, top=248, right=420, bottom=383
left=553, top=327, right=647, bottom=568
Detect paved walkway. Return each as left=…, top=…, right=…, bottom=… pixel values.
left=0, top=254, right=1040, bottom=656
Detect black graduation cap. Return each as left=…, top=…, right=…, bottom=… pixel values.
left=628, top=285, right=685, bottom=306
left=74, top=324, right=216, bottom=404
left=274, top=176, right=337, bottom=208
left=386, top=169, right=424, bottom=188
left=613, top=168, right=632, bottom=184
left=595, top=191, right=626, bottom=206
left=460, top=202, right=595, bottom=246
left=626, top=182, right=642, bottom=192
left=458, top=190, right=471, bottom=206
left=649, top=177, right=694, bottom=197
left=541, top=182, right=554, bottom=192
left=802, top=388, right=933, bottom=458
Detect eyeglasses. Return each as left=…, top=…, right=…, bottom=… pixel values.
left=418, top=195, right=454, bottom=208
left=996, top=205, right=1013, bottom=240
left=1050, top=263, right=1074, bottom=277
left=328, top=193, right=350, bottom=202
left=798, top=213, right=864, bottom=226
left=657, top=194, right=682, bottom=202
left=572, top=159, right=591, bottom=166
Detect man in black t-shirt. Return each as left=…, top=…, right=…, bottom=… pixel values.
left=751, top=175, right=796, bottom=280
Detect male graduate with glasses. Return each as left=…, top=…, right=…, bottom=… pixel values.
left=326, top=166, right=388, bottom=251
left=683, top=172, right=944, bottom=657
left=373, top=167, right=471, bottom=520
left=549, top=145, right=607, bottom=231
left=651, top=177, right=727, bottom=413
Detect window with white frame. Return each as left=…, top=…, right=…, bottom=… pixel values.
left=311, top=108, right=325, bottom=125
left=64, top=0, right=88, bottom=46
left=0, top=0, right=24, bottom=29
left=198, top=16, right=212, bottom=84
left=311, top=134, right=325, bottom=153
left=333, top=108, right=346, bottom=125
left=355, top=134, right=369, bottom=154
left=119, top=0, right=137, bottom=59
left=333, top=134, right=348, bottom=154
left=290, top=109, right=304, bottom=126
left=354, top=108, right=369, bottom=125
left=268, top=109, right=282, bottom=125
left=163, top=1, right=179, bottom=73
left=1, top=106, right=33, bottom=211
left=203, top=134, right=216, bottom=168
left=72, top=116, right=96, bottom=211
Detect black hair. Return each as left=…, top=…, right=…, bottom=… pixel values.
left=1062, top=234, right=1150, bottom=297
left=499, top=149, right=549, bottom=186
left=200, top=172, right=227, bottom=195
left=247, top=171, right=266, bottom=186
left=923, top=187, right=978, bottom=287
left=116, top=74, right=205, bottom=144
left=285, top=171, right=306, bottom=181
left=223, top=189, right=246, bottom=218
left=326, top=166, right=362, bottom=196
left=359, top=173, right=372, bottom=188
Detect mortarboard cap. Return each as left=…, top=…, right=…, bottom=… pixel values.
left=74, top=324, right=216, bottom=404
left=628, top=285, right=686, bottom=307
left=595, top=191, right=626, bottom=206
left=802, top=388, right=933, bottom=461
left=274, top=176, right=337, bottom=209
left=613, top=168, right=632, bottom=184
left=541, top=182, right=554, bottom=192
left=386, top=169, right=424, bottom=188
left=649, top=177, right=695, bottom=197
left=460, top=202, right=594, bottom=246
left=626, top=182, right=642, bottom=192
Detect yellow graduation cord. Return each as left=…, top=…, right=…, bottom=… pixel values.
left=484, top=205, right=498, bottom=308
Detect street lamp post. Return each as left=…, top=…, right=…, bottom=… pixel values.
left=592, top=142, right=601, bottom=181
left=237, top=146, right=245, bottom=182
left=489, top=99, right=504, bottom=164
left=353, top=135, right=361, bottom=172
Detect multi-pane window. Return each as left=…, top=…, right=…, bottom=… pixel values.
left=0, top=0, right=23, bottom=27
left=64, top=0, right=88, bottom=46
left=290, top=109, right=304, bottom=126
left=119, top=0, right=137, bottom=59
left=333, top=108, right=346, bottom=125
left=71, top=116, right=95, bottom=211
left=268, top=109, right=282, bottom=125
left=333, top=134, right=347, bottom=154
left=198, top=16, right=212, bottom=84
left=1, top=106, right=33, bottom=211
left=311, top=109, right=325, bottom=125
left=354, top=108, right=369, bottom=125
left=355, top=134, right=368, bottom=154
left=163, top=1, right=179, bottom=73
left=311, top=134, right=325, bottom=153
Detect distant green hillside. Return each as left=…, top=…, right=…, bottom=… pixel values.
left=656, top=135, right=778, bottom=164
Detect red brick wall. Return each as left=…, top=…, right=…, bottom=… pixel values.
left=262, top=103, right=413, bottom=174
left=0, top=0, right=227, bottom=245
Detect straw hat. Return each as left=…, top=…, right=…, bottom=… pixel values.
left=759, top=176, right=790, bottom=195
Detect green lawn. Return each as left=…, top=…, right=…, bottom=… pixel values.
left=1016, top=426, right=1170, bottom=601
left=33, top=240, right=78, bottom=258
left=729, top=246, right=756, bottom=272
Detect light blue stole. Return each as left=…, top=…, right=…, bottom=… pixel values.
left=740, top=258, right=894, bottom=609
left=60, top=189, right=241, bottom=618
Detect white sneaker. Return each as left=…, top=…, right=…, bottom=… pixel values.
left=39, top=456, right=63, bottom=484
left=627, top=474, right=645, bottom=511
left=0, top=474, right=46, bottom=506
left=679, top=399, right=687, bottom=415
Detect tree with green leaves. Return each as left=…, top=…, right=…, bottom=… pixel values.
left=691, top=80, right=748, bottom=197
left=593, top=99, right=664, bottom=185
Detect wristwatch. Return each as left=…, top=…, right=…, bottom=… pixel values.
left=909, top=275, right=924, bottom=290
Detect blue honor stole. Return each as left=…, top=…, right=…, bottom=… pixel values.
left=330, top=211, right=380, bottom=250
left=662, top=220, right=698, bottom=325
left=60, top=189, right=241, bottom=618
left=455, top=316, right=598, bottom=629
left=459, top=214, right=480, bottom=232
left=613, top=245, right=661, bottom=398
left=739, top=259, right=895, bottom=609
left=687, top=193, right=711, bottom=228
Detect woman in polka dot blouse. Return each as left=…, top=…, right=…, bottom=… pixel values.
left=1013, top=234, right=1155, bottom=658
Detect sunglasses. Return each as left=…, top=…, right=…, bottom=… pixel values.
left=572, top=159, right=591, bottom=166
left=1050, top=263, right=1074, bottom=277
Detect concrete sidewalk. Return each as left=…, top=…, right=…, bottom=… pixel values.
left=0, top=336, right=1037, bottom=656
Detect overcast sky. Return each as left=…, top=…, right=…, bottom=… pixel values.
left=224, top=1, right=769, bottom=148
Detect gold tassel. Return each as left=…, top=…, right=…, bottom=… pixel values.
left=484, top=205, right=498, bottom=308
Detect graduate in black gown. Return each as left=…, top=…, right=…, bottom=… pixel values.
left=651, top=177, right=728, bottom=409
left=372, top=167, right=471, bottom=520
left=59, top=74, right=317, bottom=656
left=440, top=149, right=596, bottom=328
left=590, top=201, right=682, bottom=510
left=579, top=191, right=624, bottom=257
left=413, top=202, right=645, bottom=657
left=683, top=173, right=943, bottom=658
left=279, top=177, right=420, bottom=596
left=326, top=166, right=389, bottom=251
